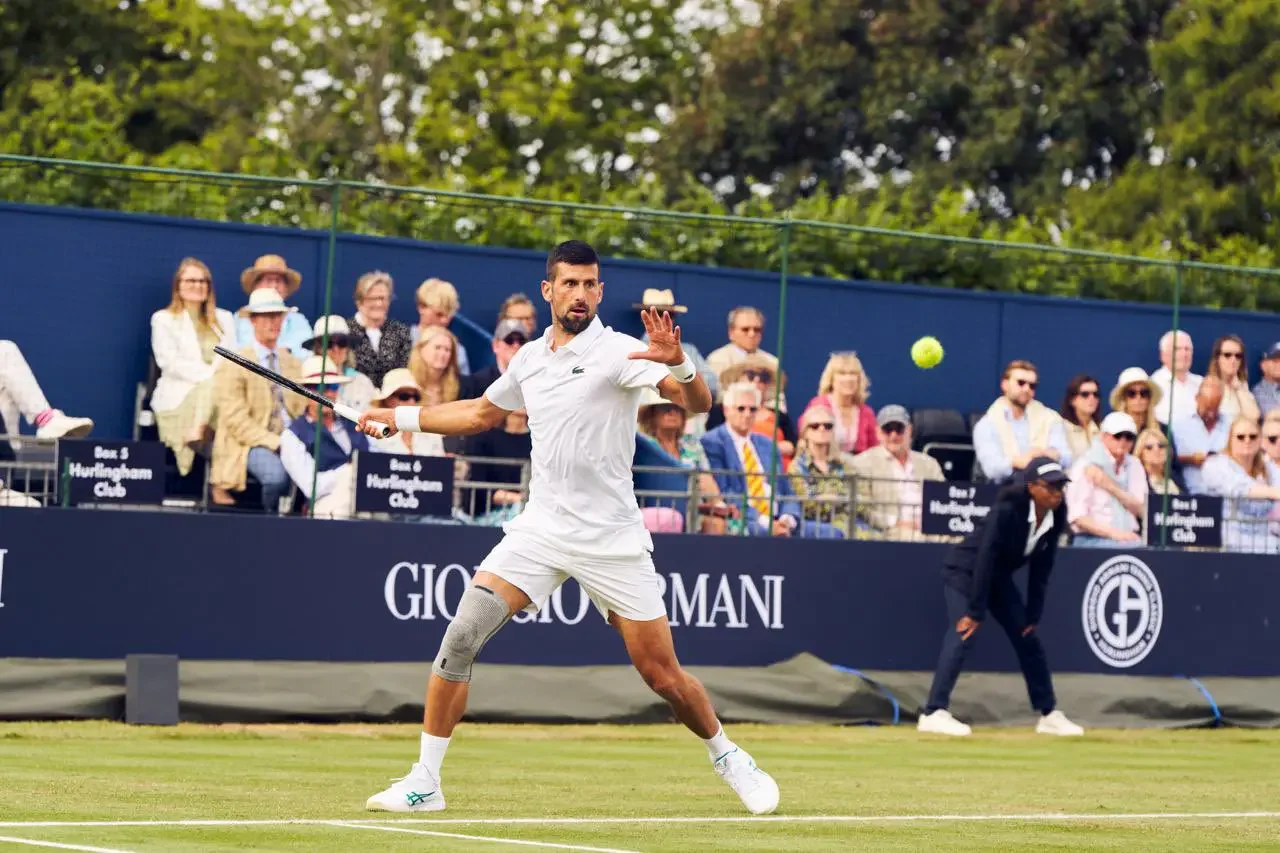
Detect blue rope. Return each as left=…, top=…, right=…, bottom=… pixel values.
left=833, top=665, right=901, bottom=725
left=1179, top=675, right=1222, bottom=726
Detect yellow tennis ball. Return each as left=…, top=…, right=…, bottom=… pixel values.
left=911, top=336, right=944, bottom=369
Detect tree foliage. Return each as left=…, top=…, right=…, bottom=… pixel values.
left=2, top=0, right=1279, bottom=308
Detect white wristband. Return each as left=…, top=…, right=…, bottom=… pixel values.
left=668, top=354, right=696, bottom=383
left=394, top=406, right=423, bottom=433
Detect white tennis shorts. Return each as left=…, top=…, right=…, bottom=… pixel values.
left=477, top=531, right=666, bottom=622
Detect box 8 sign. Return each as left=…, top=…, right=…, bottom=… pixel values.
left=56, top=440, right=164, bottom=506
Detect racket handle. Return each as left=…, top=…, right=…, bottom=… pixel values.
left=333, top=402, right=391, bottom=438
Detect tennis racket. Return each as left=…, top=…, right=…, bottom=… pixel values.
left=213, top=346, right=391, bottom=438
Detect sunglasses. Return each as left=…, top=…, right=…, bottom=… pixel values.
left=1126, top=387, right=1151, bottom=398
left=1220, top=351, right=1244, bottom=360
left=807, top=422, right=835, bottom=431
left=736, top=326, right=763, bottom=334
left=179, top=276, right=210, bottom=284
left=744, top=369, right=774, bottom=382
left=1236, top=433, right=1260, bottom=441
left=325, top=336, right=351, bottom=349
left=881, top=423, right=906, bottom=434
left=1014, top=378, right=1038, bottom=390
left=733, top=405, right=759, bottom=413
left=1265, top=435, right=1280, bottom=444
left=1143, top=442, right=1168, bottom=451
left=1113, top=432, right=1137, bottom=442
left=501, top=334, right=528, bottom=346
left=392, top=391, right=421, bottom=402
left=1077, top=389, right=1099, bottom=398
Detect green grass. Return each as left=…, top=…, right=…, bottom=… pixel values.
left=0, top=722, right=1278, bottom=851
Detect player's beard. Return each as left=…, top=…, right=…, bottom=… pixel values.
left=556, top=304, right=595, bottom=334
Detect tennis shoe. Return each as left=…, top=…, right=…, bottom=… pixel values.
left=713, top=747, right=779, bottom=815
left=365, top=762, right=446, bottom=812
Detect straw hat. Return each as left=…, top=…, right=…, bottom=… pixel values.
left=721, top=354, right=786, bottom=391
left=298, top=355, right=351, bottom=386
left=302, top=315, right=351, bottom=350
left=1109, top=367, right=1162, bottom=411
left=241, top=254, right=302, bottom=296
left=373, top=368, right=423, bottom=405
left=637, top=385, right=679, bottom=412
left=239, top=287, right=298, bottom=316
left=633, top=288, right=687, bottom=313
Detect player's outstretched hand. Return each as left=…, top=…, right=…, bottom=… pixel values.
left=629, top=307, right=685, bottom=366
left=358, top=408, right=398, bottom=438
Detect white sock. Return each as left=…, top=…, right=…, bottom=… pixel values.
left=419, top=732, right=451, bottom=780
left=702, top=724, right=735, bottom=760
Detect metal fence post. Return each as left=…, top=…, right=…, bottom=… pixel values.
left=766, top=218, right=792, bottom=532
left=1156, top=263, right=1185, bottom=547
left=308, top=180, right=343, bottom=517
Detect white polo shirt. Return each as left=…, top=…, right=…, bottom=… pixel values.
left=484, top=316, right=668, bottom=557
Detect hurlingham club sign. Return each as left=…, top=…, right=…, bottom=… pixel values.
left=1081, top=554, right=1164, bottom=668
left=383, top=561, right=785, bottom=630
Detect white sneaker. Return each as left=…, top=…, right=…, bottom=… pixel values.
left=364, top=762, right=447, bottom=812
left=917, top=709, right=972, bottom=736
left=35, top=411, right=93, bottom=440
left=713, top=747, right=779, bottom=815
left=1036, top=710, right=1085, bottom=736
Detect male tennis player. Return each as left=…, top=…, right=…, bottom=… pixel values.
left=356, top=240, right=779, bottom=815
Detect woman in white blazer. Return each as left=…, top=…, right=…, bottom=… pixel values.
left=150, top=257, right=235, bottom=476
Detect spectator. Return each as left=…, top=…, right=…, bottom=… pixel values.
left=1108, top=367, right=1162, bottom=435
left=149, top=257, right=234, bottom=476
left=498, top=292, right=539, bottom=337
left=349, top=271, right=413, bottom=386
left=1135, top=427, right=1185, bottom=496
left=459, top=319, right=529, bottom=401
left=786, top=402, right=855, bottom=536
left=1066, top=412, right=1146, bottom=548
left=1201, top=416, right=1280, bottom=554
left=973, top=360, right=1071, bottom=483
left=1252, top=342, right=1280, bottom=418
left=211, top=288, right=307, bottom=510
left=706, top=357, right=797, bottom=467
left=367, top=369, right=444, bottom=457
left=462, top=408, right=532, bottom=523
left=1151, top=330, right=1201, bottom=426
left=1058, top=374, right=1102, bottom=462
left=412, top=278, right=470, bottom=375
left=700, top=381, right=806, bottom=537
left=408, top=325, right=462, bottom=407
left=0, top=478, right=39, bottom=507
left=705, top=306, right=784, bottom=409
left=1207, top=335, right=1260, bottom=423
left=633, top=288, right=719, bottom=406
left=1263, top=411, right=1280, bottom=466
left=278, top=355, right=369, bottom=520
left=806, top=352, right=878, bottom=455
left=302, top=316, right=377, bottom=413
left=846, top=404, right=945, bottom=541
left=0, top=341, right=94, bottom=442
left=1171, top=375, right=1228, bottom=494
left=636, top=386, right=730, bottom=535
left=234, top=255, right=312, bottom=359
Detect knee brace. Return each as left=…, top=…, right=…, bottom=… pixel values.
left=432, top=584, right=511, bottom=683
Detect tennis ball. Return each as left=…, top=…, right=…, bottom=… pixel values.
left=911, top=336, right=944, bottom=369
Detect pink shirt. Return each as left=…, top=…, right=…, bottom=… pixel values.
left=1066, top=455, right=1148, bottom=534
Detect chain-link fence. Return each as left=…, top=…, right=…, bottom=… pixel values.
left=2, top=152, right=1279, bottom=536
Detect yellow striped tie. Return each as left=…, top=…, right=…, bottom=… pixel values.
left=741, top=440, right=771, bottom=519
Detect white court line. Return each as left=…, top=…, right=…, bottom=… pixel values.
left=0, top=837, right=135, bottom=853
left=1, top=812, right=1278, bottom=828
left=327, top=821, right=640, bottom=853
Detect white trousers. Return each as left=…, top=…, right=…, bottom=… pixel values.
left=0, top=341, right=51, bottom=435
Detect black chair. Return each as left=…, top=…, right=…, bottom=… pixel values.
left=912, top=408, right=976, bottom=482
left=133, top=353, right=161, bottom=443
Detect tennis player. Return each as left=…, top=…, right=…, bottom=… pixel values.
left=357, top=240, right=779, bottom=815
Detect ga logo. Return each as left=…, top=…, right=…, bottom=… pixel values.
left=1081, top=554, right=1163, bottom=668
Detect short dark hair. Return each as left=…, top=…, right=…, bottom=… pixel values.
left=1002, top=359, right=1037, bottom=380
left=546, top=240, right=599, bottom=279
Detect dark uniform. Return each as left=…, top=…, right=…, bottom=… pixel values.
left=925, top=471, right=1069, bottom=716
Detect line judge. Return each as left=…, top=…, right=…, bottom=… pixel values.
left=917, top=456, right=1086, bottom=737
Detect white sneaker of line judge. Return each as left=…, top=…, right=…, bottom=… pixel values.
left=35, top=411, right=94, bottom=440
left=1036, top=710, right=1085, bottom=736
left=917, top=709, right=972, bottom=736
left=364, top=762, right=447, bottom=813
left=713, top=748, right=780, bottom=815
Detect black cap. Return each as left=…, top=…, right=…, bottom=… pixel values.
left=1022, top=456, right=1070, bottom=486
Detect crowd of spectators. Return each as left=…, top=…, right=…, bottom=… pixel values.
left=1, top=252, right=1278, bottom=553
